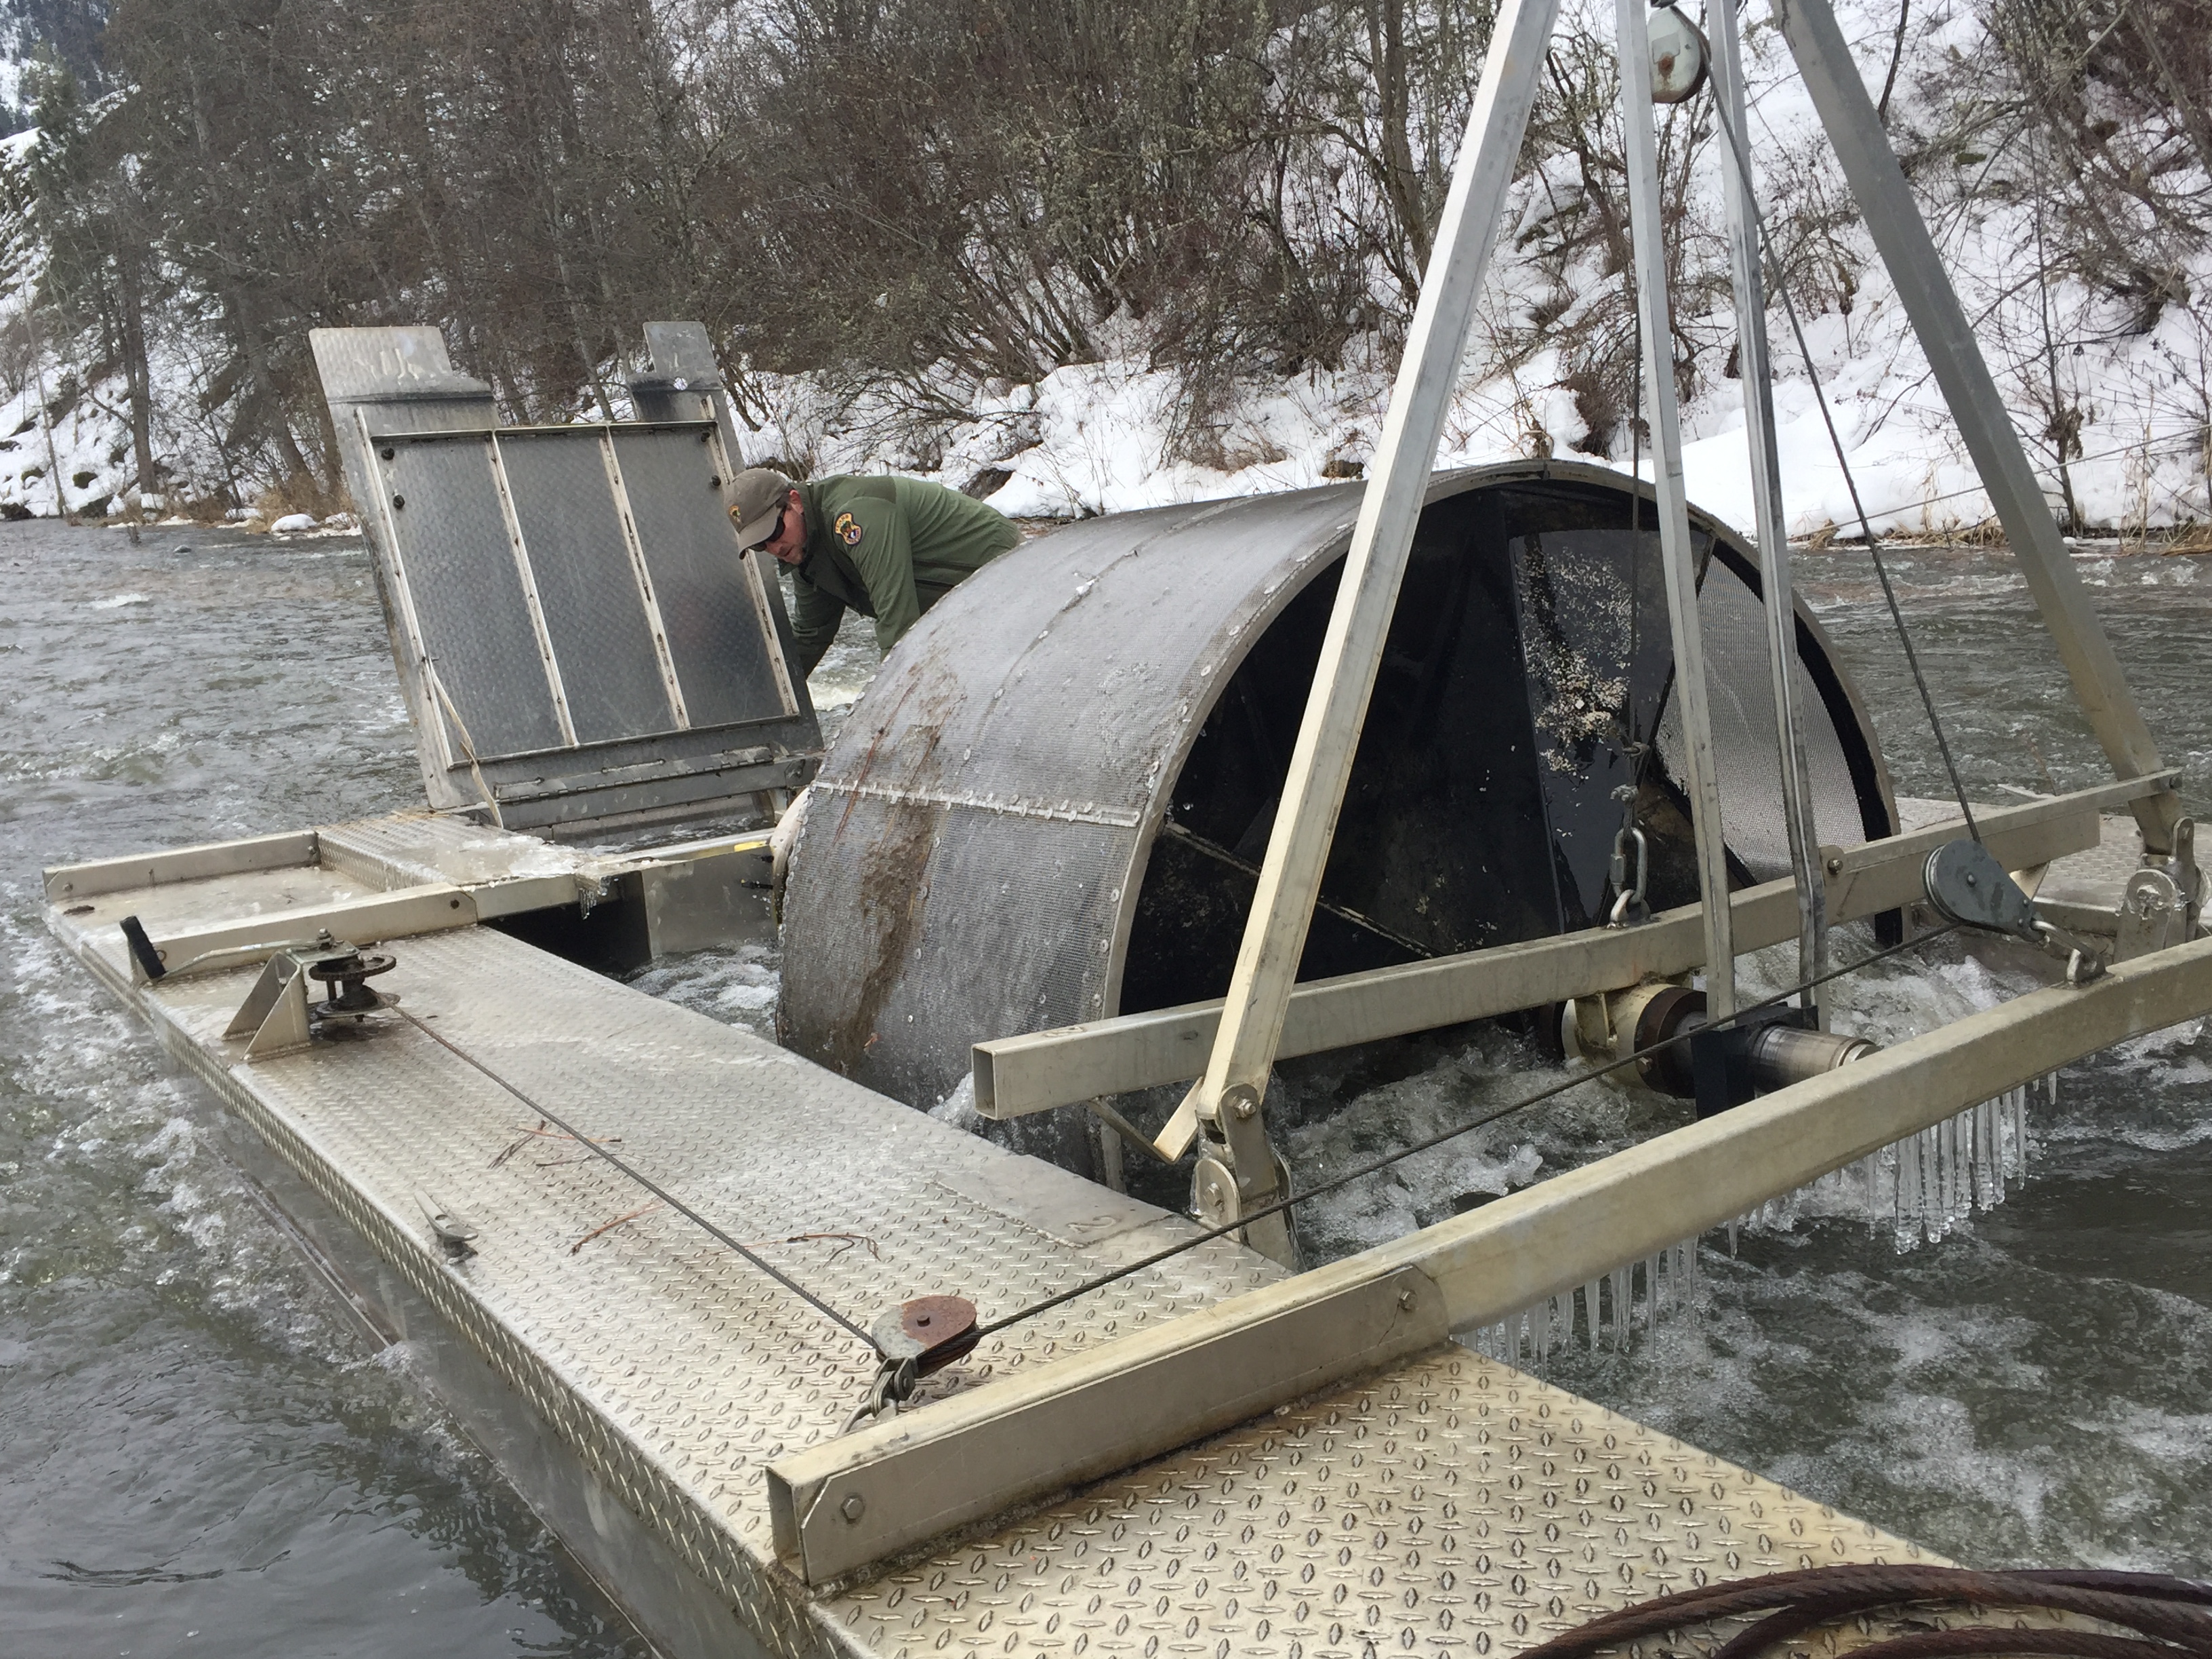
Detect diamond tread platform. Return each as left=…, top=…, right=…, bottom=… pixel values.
left=52, top=860, right=1928, bottom=1659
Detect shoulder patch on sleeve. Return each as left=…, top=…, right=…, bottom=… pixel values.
left=834, top=510, right=863, bottom=547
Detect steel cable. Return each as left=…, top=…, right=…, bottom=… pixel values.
left=1704, top=64, right=1982, bottom=842
left=393, top=1004, right=882, bottom=1353
left=968, top=918, right=1957, bottom=1341
left=391, top=914, right=1955, bottom=1361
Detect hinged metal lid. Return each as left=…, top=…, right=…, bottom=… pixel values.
left=312, top=324, right=819, bottom=838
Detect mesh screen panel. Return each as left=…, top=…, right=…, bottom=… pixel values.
left=495, top=432, right=676, bottom=743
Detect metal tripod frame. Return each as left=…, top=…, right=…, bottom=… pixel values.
left=1179, top=0, right=2179, bottom=1265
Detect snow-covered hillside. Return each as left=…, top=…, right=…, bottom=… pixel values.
left=735, top=3, right=2212, bottom=541
left=1, top=0, right=2206, bottom=541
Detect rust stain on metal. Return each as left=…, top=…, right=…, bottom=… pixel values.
left=899, top=1294, right=979, bottom=1373
left=821, top=796, right=942, bottom=1076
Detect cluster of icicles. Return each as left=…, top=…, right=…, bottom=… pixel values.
left=1467, top=1073, right=2055, bottom=1367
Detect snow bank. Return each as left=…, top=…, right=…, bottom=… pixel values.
left=0, top=0, right=2203, bottom=540
left=734, top=0, right=2211, bottom=543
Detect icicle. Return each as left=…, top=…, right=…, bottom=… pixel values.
left=1645, top=1253, right=1663, bottom=1325
left=1893, top=1129, right=1921, bottom=1248
left=1860, top=1149, right=1886, bottom=1235
left=1727, top=1216, right=1740, bottom=1257
left=1945, top=1115, right=1965, bottom=1227
left=1923, top=1126, right=1950, bottom=1240
left=1964, top=1110, right=1982, bottom=1229
left=1990, top=1106, right=2008, bottom=1212
left=1582, top=1277, right=1602, bottom=1348
left=1610, top=1265, right=1631, bottom=1349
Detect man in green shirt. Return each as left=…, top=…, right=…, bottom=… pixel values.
left=729, top=468, right=1021, bottom=675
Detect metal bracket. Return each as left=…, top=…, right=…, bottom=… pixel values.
left=224, top=939, right=398, bottom=1060
left=1925, top=836, right=2108, bottom=982
left=1191, top=1085, right=1296, bottom=1265
left=2115, top=867, right=2190, bottom=962
left=227, top=951, right=317, bottom=1059
left=2156, top=817, right=2202, bottom=938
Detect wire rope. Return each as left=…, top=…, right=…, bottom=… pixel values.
left=1702, top=69, right=1982, bottom=840
left=393, top=1004, right=882, bottom=1353
left=389, top=913, right=1954, bottom=1363
left=969, top=918, right=1954, bottom=1342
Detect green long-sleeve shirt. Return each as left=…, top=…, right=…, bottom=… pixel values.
left=786, top=475, right=1020, bottom=674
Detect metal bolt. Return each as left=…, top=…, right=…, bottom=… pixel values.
left=1202, top=1178, right=1224, bottom=1206
left=391, top=493, right=405, bottom=510
left=840, top=1494, right=865, bottom=1523
left=1964, top=871, right=1978, bottom=886
left=1225, top=1084, right=1259, bottom=1121
left=1397, top=1287, right=1416, bottom=1311
left=1826, top=857, right=1843, bottom=875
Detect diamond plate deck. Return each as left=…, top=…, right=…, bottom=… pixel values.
left=824, top=1347, right=1933, bottom=1659
left=50, top=854, right=1927, bottom=1659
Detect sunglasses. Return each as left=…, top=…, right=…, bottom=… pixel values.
left=747, top=508, right=787, bottom=552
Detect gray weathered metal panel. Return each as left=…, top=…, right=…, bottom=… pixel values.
left=384, top=436, right=568, bottom=758
left=612, top=426, right=794, bottom=731
left=495, top=430, right=680, bottom=742
left=312, top=325, right=823, bottom=837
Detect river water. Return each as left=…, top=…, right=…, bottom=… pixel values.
left=2, top=521, right=2207, bottom=1654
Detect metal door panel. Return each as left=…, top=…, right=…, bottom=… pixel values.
left=496, top=432, right=676, bottom=743
left=611, top=428, right=788, bottom=730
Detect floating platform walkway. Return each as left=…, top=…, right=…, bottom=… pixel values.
left=44, top=813, right=1966, bottom=1659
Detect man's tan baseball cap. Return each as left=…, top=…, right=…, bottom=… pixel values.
left=729, top=468, right=794, bottom=550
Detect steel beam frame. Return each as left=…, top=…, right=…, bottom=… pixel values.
left=1173, top=0, right=1565, bottom=1260
left=973, top=774, right=2167, bottom=1120
left=1620, top=0, right=1738, bottom=1017
left=1712, top=0, right=1828, bottom=1013
left=774, top=925, right=2212, bottom=1584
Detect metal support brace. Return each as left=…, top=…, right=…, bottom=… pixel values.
left=1771, top=0, right=2181, bottom=854
left=1167, top=0, right=1565, bottom=1265
left=775, top=928, right=2212, bottom=1584
left=1711, top=0, right=1828, bottom=1020
left=1620, top=0, right=1736, bottom=1017
left=974, top=773, right=2165, bottom=1120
